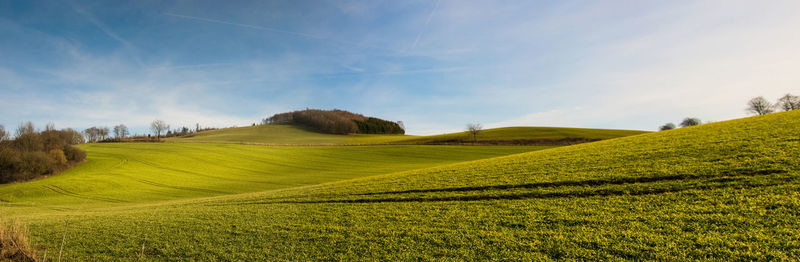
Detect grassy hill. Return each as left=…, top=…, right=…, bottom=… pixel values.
left=166, top=124, right=413, bottom=145
left=170, top=124, right=646, bottom=145
left=0, top=143, right=545, bottom=215
left=395, top=126, right=649, bottom=145
left=2, top=111, right=798, bottom=260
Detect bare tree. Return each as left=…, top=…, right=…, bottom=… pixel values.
left=680, top=118, right=701, bottom=127
left=99, top=126, right=110, bottom=141
left=114, top=124, right=129, bottom=140
left=659, top=123, right=676, bottom=131
left=466, top=123, right=483, bottom=143
left=16, top=121, right=35, bottom=137
left=746, top=96, right=774, bottom=115
left=777, top=93, right=800, bottom=111
left=150, top=120, right=169, bottom=141
left=0, top=124, right=8, bottom=142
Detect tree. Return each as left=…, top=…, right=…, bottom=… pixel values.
left=98, top=126, right=109, bottom=141
left=150, top=120, right=169, bottom=141
left=680, top=117, right=701, bottom=127
left=466, top=123, right=483, bottom=143
left=746, top=96, right=774, bottom=115
left=659, top=123, right=676, bottom=131
left=777, top=94, right=800, bottom=111
left=0, top=125, right=8, bottom=142
left=113, top=124, right=129, bottom=140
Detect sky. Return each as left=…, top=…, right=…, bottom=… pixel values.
left=1, top=0, right=799, bottom=135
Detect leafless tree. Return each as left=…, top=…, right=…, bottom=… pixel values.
left=151, top=120, right=169, bottom=141
left=114, top=124, right=129, bottom=140
left=0, top=124, right=8, bottom=142
left=466, top=123, right=483, bottom=143
left=45, top=122, right=56, bottom=131
left=777, top=94, right=800, bottom=111
left=16, top=121, right=35, bottom=137
left=746, top=96, right=774, bottom=115
left=83, top=127, right=99, bottom=142
left=99, top=126, right=110, bottom=141
left=680, top=118, right=701, bottom=127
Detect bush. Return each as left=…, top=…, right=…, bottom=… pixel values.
left=0, top=125, right=87, bottom=184
left=0, top=220, right=38, bottom=262
left=63, top=146, right=86, bottom=162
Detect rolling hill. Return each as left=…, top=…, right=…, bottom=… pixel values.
left=2, top=110, right=798, bottom=260
left=169, top=123, right=647, bottom=145
left=395, top=126, right=649, bottom=145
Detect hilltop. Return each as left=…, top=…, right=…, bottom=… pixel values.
left=263, top=109, right=405, bottom=135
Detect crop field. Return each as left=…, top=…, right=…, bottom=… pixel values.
left=394, top=126, right=649, bottom=144
left=2, top=111, right=798, bottom=260
left=166, top=124, right=413, bottom=145
left=169, top=124, right=646, bottom=145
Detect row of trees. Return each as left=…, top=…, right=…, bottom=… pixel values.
left=263, top=109, right=405, bottom=135
left=747, top=94, right=799, bottom=115
left=659, top=118, right=702, bottom=131
left=0, top=122, right=86, bottom=183
left=83, top=124, right=130, bottom=142
left=660, top=94, right=798, bottom=131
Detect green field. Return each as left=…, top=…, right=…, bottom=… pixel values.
left=169, top=123, right=646, bottom=145
left=395, top=126, right=649, bottom=144
left=2, top=111, right=799, bottom=260
left=166, top=124, right=413, bottom=145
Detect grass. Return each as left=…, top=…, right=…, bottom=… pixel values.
left=165, top=123, right=413, bottom=145
left=169, top=123, right=647, bottom=145
left=395, top=126, right=649, bottom=144
left=1, top=111, right=798, bottom=260
left=0, top=143, right=546, bottom=216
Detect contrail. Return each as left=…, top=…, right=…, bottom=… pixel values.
left=164, top=12, right=324, bottom=39
left=164, top=12, right=409, bottom=55
left=71, top=0, right=145, bottom=66
left=411, top=0, right=441, bottom=49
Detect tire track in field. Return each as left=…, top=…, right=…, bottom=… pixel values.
left=125, top=176, right=229, bottom=195
left=43, top=185, right=127, bottom=203
left=134, top=157, right=270, bottom=184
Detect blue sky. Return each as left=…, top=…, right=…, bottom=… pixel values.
left=1, top=0, right=799, bottom=135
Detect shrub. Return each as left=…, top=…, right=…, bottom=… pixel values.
left=0, top=221, right=38, bottom=262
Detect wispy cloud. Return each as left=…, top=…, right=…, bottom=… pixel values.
left=70, top=2, right=144, bottom=66
left=411, top=0, right=441, bottom=50
left=164, top=12, right=410, bottom=55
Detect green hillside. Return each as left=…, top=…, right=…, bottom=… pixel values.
left=2, top=111, right=798, bottom=260
left=397, top=126, right=649, bottom=145
left=170, top=124, right=646, bottom=145
left=166, top=124, right=413, bottom=145
left=0, top=143, right=545, bottom=215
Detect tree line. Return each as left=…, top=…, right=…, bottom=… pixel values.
left=263, top=109, right=405, bottom=135
left=0, top=122, right=86, bottom=183
left=659, top=94, right=798, bottom=131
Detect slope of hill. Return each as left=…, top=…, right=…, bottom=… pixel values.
left=10, top=110, right=798, bottom=260
left=166, top=124, right=413, bottom=145
left=0, top=143, right=546, bottom=215
left=170, top=124, right=647, bottom=146
left=396, top=126, right=649, bottom=145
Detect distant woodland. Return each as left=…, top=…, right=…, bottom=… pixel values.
left=0, top=122, right=86, bottom=183
left=263, top=109, right=405, bottom=135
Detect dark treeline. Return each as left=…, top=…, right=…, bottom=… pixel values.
left=263, top=109, right=404, bottom=135
left=0, top=122, right=87, bottom=183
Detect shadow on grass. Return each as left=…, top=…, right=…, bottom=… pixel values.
left=355, top=169, right=786, bottom=196
left=210, top=170, right=790, bottom=206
